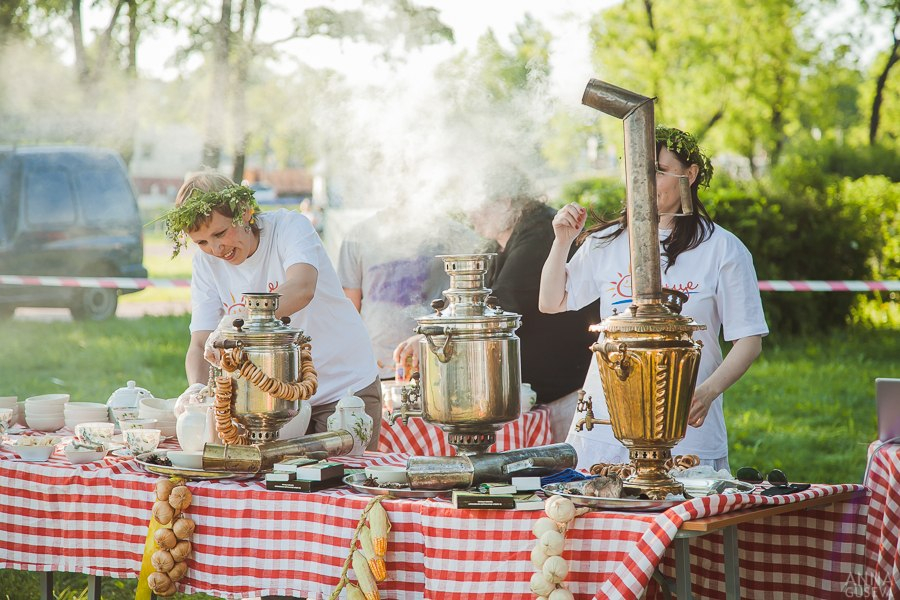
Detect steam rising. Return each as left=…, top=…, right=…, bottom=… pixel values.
left=309, top=58, right=556, bottom=222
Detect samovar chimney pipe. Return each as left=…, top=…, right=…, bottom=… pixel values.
left=582, top=79, right=661, bottom=307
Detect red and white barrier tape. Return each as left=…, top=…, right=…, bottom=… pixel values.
left=0, top=275, right=190, bottom=290
left=757, top=280, right=899, bottom=292
left=0, top=275, right=897, bottom=292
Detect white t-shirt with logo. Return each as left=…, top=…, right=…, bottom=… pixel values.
left=564, top=224, right=768, bottom=464
left=189, top=209, right=378, bottom=408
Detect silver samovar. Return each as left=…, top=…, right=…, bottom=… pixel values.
left=389, top=254, right=578, bottom=487
left=575, top=79, right=706, bottom=499
left=390, top=254, right=522, bottom=455
left=200, top=292, right=356, bottom=472
left=214, top=293, right=304, bottom=443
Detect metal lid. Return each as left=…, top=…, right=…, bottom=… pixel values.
left=415, top=254, right=521, bottom=335
left=220, top=293, right=302, bottom=348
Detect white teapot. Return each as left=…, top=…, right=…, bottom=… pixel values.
left=327, top=389, right=373, bottom=456
left=107, top=380, right=154, bottom=410
left=107, top=380, right=154, bottom=424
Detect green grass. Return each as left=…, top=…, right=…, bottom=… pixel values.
left=726, top=329, right=897, bottom=484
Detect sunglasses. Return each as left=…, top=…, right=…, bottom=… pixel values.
left=735, top=467, right=789, bottom=486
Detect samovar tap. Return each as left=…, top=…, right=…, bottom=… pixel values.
left=387, top=372, right=423, bottom=425
left=574, top=389, right=611, bottom=432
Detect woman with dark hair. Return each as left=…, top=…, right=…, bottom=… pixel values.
left=539, top=127, right=768, bottom=471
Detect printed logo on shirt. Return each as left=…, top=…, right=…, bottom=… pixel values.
left=367, top=256, right=432, bottom=306
left=608, top=269, right=700, bottom=306
left=223, top=292, right=244, bottom=315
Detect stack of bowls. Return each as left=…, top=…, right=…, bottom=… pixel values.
left=0, top=397, right=18, bottom=427
left=64, top=402, right=110, bottom=429
left=139, top=397, right=177, bottom=437
left=25, top=394, right=69, bottom=432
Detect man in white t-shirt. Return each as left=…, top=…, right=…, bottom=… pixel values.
left=165, top=171, right=381, bottom=447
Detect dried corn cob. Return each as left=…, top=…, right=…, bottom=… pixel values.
left=358, top=525, right=387, bottom=582
left=345, top=583, right=366, bottom=600
left=367, top=502, right=391, bottom=557
left=352, top=550, right=380, bottom=600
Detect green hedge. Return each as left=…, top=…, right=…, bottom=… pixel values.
left=557, top=174, right=899, bottom=333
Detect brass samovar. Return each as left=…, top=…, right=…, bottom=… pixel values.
left=576, top=80, right=706, bottom=499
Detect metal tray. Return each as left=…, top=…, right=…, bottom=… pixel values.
left=135, top=451, right=256, bottom=481
left=343, top=472, right=448, bottom=499
left=542, top=477, right=755, bottom=512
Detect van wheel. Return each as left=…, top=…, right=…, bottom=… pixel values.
left=70, top=289, right=118, bottom=321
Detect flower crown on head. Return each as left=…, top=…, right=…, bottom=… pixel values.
left=655, top=126, right=714, bottom=188
left=154, top=184, right=260, bottom=257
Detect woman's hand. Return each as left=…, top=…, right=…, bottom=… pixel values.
left=552, top=203, right=587, bottom=246
left=687, top=382, right=717, bottom=428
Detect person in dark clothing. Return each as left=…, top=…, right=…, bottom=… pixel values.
left=473, top=195, right=600, bottom=442
left=393, top=192, right=599, bottom=442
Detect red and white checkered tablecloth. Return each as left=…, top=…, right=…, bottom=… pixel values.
left=0, top=438, right=867, bottom=600
left=864, top=441, right=900, bottom=599
left=378, top=405, right=551, bottom=455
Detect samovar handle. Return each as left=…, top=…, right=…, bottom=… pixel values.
left=416, top=325, right=455, bottom=363
left=591, top=341, right=632, bottom=381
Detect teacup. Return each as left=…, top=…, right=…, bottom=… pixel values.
left=0, top=408, right=14, bottom=434
left=74, top=422, right=115, bottom=447
left=111, top=407, right=140, bottom=427
left=119, top=418, right=158, bottom=432
left=124, top=428, right=161, bottom=455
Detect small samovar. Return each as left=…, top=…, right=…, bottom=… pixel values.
left=576, top=79, right=706, bottom=499
left=389, top=254, right=522, bottom=455
left=214, top=292, right=310, bottom=444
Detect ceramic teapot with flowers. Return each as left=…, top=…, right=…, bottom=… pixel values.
left=327, top=389, right=373, bottom=456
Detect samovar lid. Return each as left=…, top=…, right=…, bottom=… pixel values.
left=415, top=254, right=520, bottom=334
left=220, top=293, right=302, bottom=347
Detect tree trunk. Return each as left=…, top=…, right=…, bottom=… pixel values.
left=95, top=0, right=126, bottom=79
left=869, top=12, right=900, bottom=145
left=230, top=0, right=263, bottom=183
left=127, top=0, right=138, bottom=77
left=69, top=0, right=89, bottom=83
left=203, top=0, right=233, bottom=168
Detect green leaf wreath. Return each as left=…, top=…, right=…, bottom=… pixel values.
left=153, top=185, right=261, bottom=257
left=655, top=126, right=714, bottom=188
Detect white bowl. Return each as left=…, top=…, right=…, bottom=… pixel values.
left=25, top=393, right=70, bottom=406
left=64, top=402, right=109, bottom=414
left=64, top=444, right=108, bottom=464
left=138, top=397, right=176, bottom=419
left=364, top=465, right=408, bottom=485
left=25, top=414, right=65, bottom=431
left=24, top=405, right=67, bottom=415
left=166, top=450, right=204, bottom=469
left=9, top=443, right=56, bottom=461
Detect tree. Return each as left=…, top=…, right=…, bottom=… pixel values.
left=587, top=0, right=819, bottom=174
left=862, top=0, right=900, bottom=144
left=172, top=0, right=453, bottom=180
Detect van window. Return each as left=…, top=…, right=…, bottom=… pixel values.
left=76, top=167, right=137, bottom=221
left=0, top=158, right=13, bottom=240
left=24, top=166, right=76, bottom=227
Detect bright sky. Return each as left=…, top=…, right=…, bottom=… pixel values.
left=132, top=0, right=614, bottom=97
